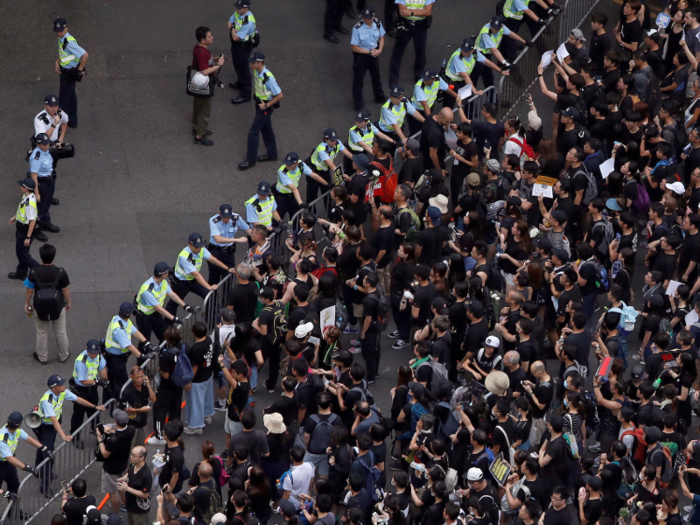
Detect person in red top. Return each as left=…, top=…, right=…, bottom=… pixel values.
left=192, top=26, right=225, bottom=146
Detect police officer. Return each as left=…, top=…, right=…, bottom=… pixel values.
left=35, top=374, right=105, bottom=494
left=8, top=178, right=40, bottom=280
left=503, top=0, right=555, bottom=44
left=238, top=52, right=284, bottom=171
left=69, top=340, right=108, bottom=439
left=208, top=205, right=253, bottom=284
left=308, top=129, right=354, bottom=202
left=53, top=18, right=89, bottom=128
left=273, top=153, right=314, bottom=219
left=104, top=303, right=152, bottom=401
left=29, top=133, right=60, bottom=235
left=409, top=68, right=457, bottom=133
left=473, top=16, right=524, bottom=88
left=165, top=233, right=236, bottom=316
left=228, top=0, right=258, bottom=104
left=0, top=412, right=49, bottom=496
left=388, top=0, right=434, bottom=89
left=441, top=39, right=500, bottom=110
left=136, top=262, right=195, bottom=341
left=346, top=109, right=395, bottom=173
left=351, top=6, right=387, bottom=111
left=34, top=95, right=71, bottom=171
left=377, top=86, right=425, bottom=149
left=245, top=181, right=281, bottom=231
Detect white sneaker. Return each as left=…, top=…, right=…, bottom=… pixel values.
left=183, top=426, right=203, bottom=435
left=392, top=340, right=409, bottom=350
left=388, top=330, right=400, bottom=339
left=146, top=436, right=166, bottom=445
left=204, top=416, right=213, bottom=425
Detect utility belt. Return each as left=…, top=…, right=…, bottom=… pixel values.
left=68, top=377, right=97, bottom=395
left=37, top=173, right=57, bottom=184
left=208, top=242, right=236, bottom=254
left=104, top=350, right=129, bottom=361
left=60, top=67, right=85, bottom=82
left=396, top=16, right=431, bottom=31
left=254, top=96, right=280, bottom=109
left=16, top=222, right=30, bottom=234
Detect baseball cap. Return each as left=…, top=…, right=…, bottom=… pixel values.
left=587, top=476, right=602, bottom=491
left=570, top=28, right=586, bottom=41
left=427, top=206, right=442, bottom=226
left=421, top=68, right=439, bottom=81
left=259, top=287, right=275, bottom=300
left=630, top=365, right=647, bottom=381
left=44, top=95, right=59, bottom=106
left=561, top=107, right=580, bottom=119
left=536, top=238, right=552, bottom=250
left=353, top=153, right=370, bottom=171
left=361, top=5, right=376, bottom=18
left=606, top=198, right=623, bottom=212
left=528, top=110, right=542, bottom=131
left=35, top=133, right=51, bottom=145
left=354, top=108, right=371, bottom=122
left=235, top=0, right=251, bottom=7
left=257, top=181, right=272, bottom=195
left=410, top=382, right=427, bottom=397
left=552, top=248, right=569, bottom=263
left=85, top=508, right=101, bottom=525
left=667, top=181, right=685, bottom=195
left=551, top=209, right=568, bottom=225
left=644, top=425, right=662, bottom=442
left=164, top=503, right=180, bottom=519
left=113, top=409, right=129, bottom=426
left=490, top=15, right=505, bottom=29
left=485, top=335, right=500, bottom=348
left=466, top=172, right=481, bottom=187
left=219, top=204, right=233, bottom=218
left=119, top=302, right=135, bottom=317
left=284, top=152, right=300, bottom=165
left=249, top=51, right=265, bottom=63
left=221, top=308, right=236, bottom=323
left=18, top=177, right=36, bottom=190
left=406, top=138, right=420, bottom=153
left=460, top=38, right=475, bottom=53
left=7, top=412, right=23, bottom=426
left=324, top=128, right=339, bottom=140
left=506, top=196, right=522, bottom=207
left=390, top=86, right=404, bottom=98
left=486, top=158, right=501, bottom=173
left=466, top=467, right=484, bottom=481
left=86, top=339, right=101, bottom=354
left=48, top=374, right=66, bottom=388
left=106, top=514, right=123, bottom=525
left=53, top=18, right=67, bottom=32
left=211, top=514, right=227, bottom=525
left=154, top=262, right=172, bottom=276
left=295, top=322, right=315, bottom=338
left=432, top=296, right=449, bottom=313
left=279, top=500, right=297, bottom=518
left=188, top=232, right=205, bottom=247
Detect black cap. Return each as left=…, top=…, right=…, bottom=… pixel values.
left=506, top=196, right=522, bottom=207
left=119, top=302, right=135, bottom=317
left=221, top=308, right=236, bottom=323
left=354, top=108, right=371, bottom=121
left=154, top=262, right=172, bottom=276
left=47, top=374, right=66, bottom=388
left=259, top=287, right=275, bottom=300
left=219, top=204, right=233, bottom=218
left=35, top=133, right=51, bottom=145
left=587, top=476, right=602, bottom=491
left=284, top=152, right=300, bottom=165
left=552, top=248, right=569, bottom=263
left=324, top=128, right=339, bottom=140
left=18, top=177, right=36, bottom=190
left=44, top=95, right=59, bottom=106
left=551, top=209, right=568, bottom=225
left=7, top=412, right=23, bottom=426
left=86, top=339, right=101, bottom=354
left=235, top=0, right=251, bottom=7
left=53, top=18, right=67, bottom=32
left=361, top=5, right=376, bottom=18
left=249, top=51, right=265, bottom=63
left=85, top=508, right=101, bottom=525
left=490, top=15, right=504, bottom=29
left=536, top=238, right=552, bottom=250
left=460, top=38, right=476, bottom=53
left=561, top=107, right=580, bottom=120
left=257, top=181, right=271, bottom=196
left=188, top=232, right=205, bottom=248
left=390, top=86, right=404, bottom=97
left=421, top=68, right=439, bottom=81
left=630, top=365, right=647, bottom=381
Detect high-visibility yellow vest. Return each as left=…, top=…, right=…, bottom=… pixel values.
left=58, top=35, right=79, bottom=67
left=445, top=50, right=476, bottom=82
left=276, top=165, right=302, bottom=194
left=175, top=248, right=204, bottom=281
left=311, top=142, right=340, bottom=172
left=348, top=124, right=375, bottom=152
left=105, top=315, right=133, bottom=353
left=476, top=24, right=504, bottom=55
left=15, top=194, right=37, bottom=225
left=39, top=390, right=67, bottom=424
left=412, top=79, right=441, bottom=108
left=254, top=68, right=276, bottom=101
left=245, top=195, right=275, bottom=226
left=503, top=0, right=530, bottom=20
left=404, top=0, right=428, bottom=20
left=379, top=100, right=408, bottom=130
left=0, top=427, right=20, bottom=460
left=73, top=350, right=100, bottom=382
left=136, top=278, right=168, bottom=315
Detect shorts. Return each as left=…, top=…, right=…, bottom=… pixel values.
left=216, top=371, right=229, bottom=388
left=303, top=451, right=330, bottom=476
left=225, top=416, right=243, bottom=436
left=352, top=303, right=363, bottom=318
left=502, top=271, right=515, bottom=286
left=101, top=471, right=121, bottom=494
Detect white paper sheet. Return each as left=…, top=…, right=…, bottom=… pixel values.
left=556, top=42, right=569, bottom=63
left=686, top=309, right=699, bottom=326
left=599, top=158, right=616, bottom=179
left=532, top=183, right=553, bottom=198
left=666, top=280, right=682, bottom=296
left=458, top=84, right=473, bottom=100
left=541, top=51, right=554, bottom=69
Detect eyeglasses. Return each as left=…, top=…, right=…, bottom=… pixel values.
left=130, top=453, right=144, bottom=458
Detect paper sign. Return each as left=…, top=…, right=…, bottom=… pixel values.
left=666, top=280, right=683, bottom=296
left=599, top=158, right=616, bottom=179
left=541, top=50, right=554, bottom=69
left=656, top=12, right=671, bottom=29
left=686, top=309, right=699, bottom=326
left=532, top=183, right=553, bottom=198
left=556, top=42, right=569, bottom=63
left=458, top=83, right=473, bottom=101
left=320, top=305, right=336, bottom=335
left=489, top=453, right=512, bottom=487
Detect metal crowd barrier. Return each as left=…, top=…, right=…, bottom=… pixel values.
left=555, top=0, right=602, bottom=44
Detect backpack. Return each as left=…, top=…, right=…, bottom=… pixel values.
left=334, top=297, right=349, bottom=332
left=214, top=456, right=230, bottom=487
left=582, top=258, right=609, bottom=294
left=663, top=119, right=688, bottom=159
left=417, top=357, right=449, bottom=381
left=435, top=401, right=461, bottom=440
left=591, top=217, right=615, bottom=256
left=398, top=207, right=421, bottom=242
left=631, top=180, right=650, bottom=214
left=276, top=467, right=293, bottom=490
left=311, top=265, right=338, bottom=282
left=562, top=414, right=580, bottom=459
left=366, top=291, right=391, bottom=332
left=649, top=446, right=674, bottom=488
left=659, top=318, right=674, bottom=342
left=32, top=269, right=63, bottom=320
left=200, top=483, right=223, bottom=524
left=500, top=478, right=531, bottom=513
left=262, top=301, right=287, bottom=347
left=307, top=413, right=340, bottom=452
left=357, top=451, right=384, bottom=502
left=507, top=136, right=537, bottom=162
left=368, top=157, right=398, bottom=204
left=638, top=67, right=661, bottom=109
left=169, top=344, right=194, bottom=388
left=350, top=381, right=377, bottom=407
left=573, top=166, right=598, bottom=206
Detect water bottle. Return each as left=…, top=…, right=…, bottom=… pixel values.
left=26, top=306, right=33, bottom=318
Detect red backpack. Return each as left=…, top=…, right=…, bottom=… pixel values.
left=367, top=156, right=398, bottom=204
left=508, top=135, right=537, bottom=161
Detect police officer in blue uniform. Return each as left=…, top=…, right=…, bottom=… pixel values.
left=307, top=129, right=355, bottom=202
left=53, top=18, right=89, bottom=128
left=272, top=153, right=314, bottom=219
left=68, top=340, right=108, bottom=439
left=408, top=68, right=457, bottom=134
left=351, top=6, right=387, bottom=111
left=228, top=0, right=258, bottom=104
left=165, top=233, right=236, bottom=316
left=208, top=204, right=253, bottom=284
left=473, top=16, right=523, bottom=88
left=377, top=86, right=424, bottom=149
left=8, top=178, right=41, bottom=280
left=239, top=52, right=284, bottom=170
left=0, top=412, right=48, bottom=497
left=388, top=0, right=434, bottom=89
left=29, top=133, right=60, bottom=235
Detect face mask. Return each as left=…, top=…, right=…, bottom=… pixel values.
left=563, top=398, right=569, bottom=407
left=563, top=380, right=569, bottom=390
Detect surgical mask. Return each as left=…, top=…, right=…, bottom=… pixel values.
left=563, top=380, right=569, bottom=390
left=563, top=398, right=569, bottom=407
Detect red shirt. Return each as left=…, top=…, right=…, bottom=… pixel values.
left=193, top=44, right=212, bottom=72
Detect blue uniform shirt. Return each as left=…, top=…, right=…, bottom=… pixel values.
left=138, top=277, right=171, bottom=308
left=175, top=247, right=211, bottom=280
left=511, top=0, right=531, bottom=11
left=60, top=33, right=86, bottom=68
left=478, top=25, right=512, bottom=53
left=255, top=68, right=282, bottom=96
left=447, top=50, right=487, bottom=78
left=278, top=163, right=313, bottom=186
left=29, top=147, right=54, bottom=178
left=395, top=0, right=435, bottom=8
left=228, top=11, right=256, bottom=40
left=246, top=196, right=278, bottom=223
left=413, top=78, right=450, bottom=106
left=380, top=101, right=416, bottom=131
left=349, top=123, right=381, bottom=145
left=74, top=353, right=107, bottom=386
left=40, top=389, right=78, bottom=419
left=351, top=18, right=386, bottom=50
left=209, top=214, right=250, bottom=247
left=107, top=317, right=138, bottom=353
left=0, top=428, right=28, bottom=459
left=317, top=141, right=346, bottom=163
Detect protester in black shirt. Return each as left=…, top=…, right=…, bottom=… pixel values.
left=61, top=478, right=96, bottom=525
left=226, top=263, right=260, bottom=324
left=590, top=12, right=612, bottom=75
left=120, top=366, right=156, bottom=449
left=117, top=445, right=152, bottom=524
left=97, top=409, right=136, bottom=514
left=184, top=321, right=215, bottom=435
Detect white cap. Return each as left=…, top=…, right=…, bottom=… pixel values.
left=211, top=514, right=227, bottom=525
left=295, top=322, right=315, bottom=339
left=647, top=29, right=658, bottom=36
left=666, top=181, right=685, bottom=195
left=485, top=335, right=500, bottom=348
left=467, top=467, right=484, bottom=481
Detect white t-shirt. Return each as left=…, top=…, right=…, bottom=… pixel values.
left=282, top=462, right=315, bottom=508
left=213, top=324, right=237, bottom=368
left=34, top=110, right=68, bottom=142
left=503, top=132, right=525, bottom=158
left=618, top=425, right=635, bottom=451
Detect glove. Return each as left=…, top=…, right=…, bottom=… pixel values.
left=300, top=203, right=310, bottom=209
left=40, top=446, right=51, bottom=459
left=22, top=465, right=38, bottom=477
left=526, top=40, right=535, bottom=47
left=96, top=377, right=109, bottom=389
left=501, top=62, right=511, bottom=70
left=537, top=18, right=546, bottom=24
left=551, top=2, right=562, bottom=10
left=183, top=304, right=195, bottom=314
left=172, top=316, right=184, bottom=325
left=143, top=342, right=154, bottom=354
left=1, top=491, right=18, bottom=501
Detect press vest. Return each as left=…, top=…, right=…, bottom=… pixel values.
left=348, top=124, right=375, bottom=152
left=477, top=25, right=504, bottom=55
left=105, top=315, right=134, bottom=353
left=136, top=278, right=168, bottom=315
left=254, top=69, right=275, bottom=101
left=311, top=142, right=340, bottom=171
left=245, top=195, right=275, bottom=226
left=0, top=427, right=20, bottom=460
left=403, top=0, right=428, bottom=20
left=276, top=166, right=302, bottom=194
left=445, top=50, right=476, bottom=82
left=73, top=350, right=100, bottom=382
left=175, top=248, right=204, bottom=281
left=58, top=35, right=79, bottom=68
left=16, top=194, right=37, bottom=225
left=412, top=79, right=441, bottom=108
left=503, top=0, right=530, bottom=20
left=233, top=12, right=257, bottom=41
left=379, top=100, right=409, bottom=130
left=39, top=390, right=67, bottom=424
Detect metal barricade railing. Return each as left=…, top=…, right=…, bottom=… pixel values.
left=201, top=273, right=237, bottom=332
left=1, top=398, right=117, bottom=525
left=556, top=0, right=602, bottom=44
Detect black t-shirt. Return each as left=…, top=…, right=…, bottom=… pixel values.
left=464, top=317, right=489, bottom=356
left=338, top=242, right=362, bottom=282
left=124, top=463, right=153, bottom=515
left=159, top=349, right=179, bottom=392
left=590, top=32, right=612, bottom=74
left=192, top=479, right=217, bottom=520
left=287, top=304, right=310, bottom=335
left=159, top=444, right=185, bottom=493
left=63, top=496, right=96, bottom=525
left=188, top=338, right=214, bottom=383
left=413, top=282, right=436, bottom=327
left=472, top=120, right=505, bottom=154
left=362, top=290, right=381, bottom=335
left=654, top=252, right=677, bottom=282
left=578, top=260, right=598, bottom=296
left=295, top=378, right=317, bottom=423
left=453, top=140, right=478, bottom=176
left=543, top=507, right=571, bottom=525
left=227, top=381, right=250, bottom=422
left=431, top=333, right=451, bottom=365
left=226, top=282, right=260, bottom=323
left=531, top=381, right=553, bottom=419
left=416, top=226, right=449, bottom=265
left=263, top=394, right=298, bottom=426
left=679, top=231, right=700, bottom=280
left=620, top=18, right=642, bottom=45
left=372, top=224, right=396, bottom=268
left=228, top=429, right=270, bottom=462
left=103, top=425, right=136, bottom=475
left=602, top=68, right=621, bottom=94
left=398, top=156, right=423, bottom=185
left=420, top=116, right=447, bottom=170
left=28, top=265, right=70, bottom=320
left=120, top=382, right=150, bottom=428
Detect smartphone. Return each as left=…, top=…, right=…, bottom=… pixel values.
left=308, top=336, right=321, bottom=346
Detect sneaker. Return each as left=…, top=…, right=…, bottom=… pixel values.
left=119, top=505, right=127, bottom=513
left=204, top=416, right=213, bottom=425
left=350, top=339, right=360, bottom=346
left=389, top=460, right=404, bottom=471
left=343, top=324, right=359, bottom=334
left=214, top=402, right=227, bottom=412
left=392, top=340, right=409, bottom=350
left=348, top=347, right=362, bottom=354
left=146, top=436, right=166, bottom=445
left=367, top=378, right=376, bottom=385
left=183, top=426, right=203, bottom=435
left=388, top=330, right=400, bottom=339
left=271, top=506, right=280, bottom=515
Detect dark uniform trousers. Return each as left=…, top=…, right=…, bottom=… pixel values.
left=246, top=104, right=278, bottom=163
left=37, top=175, right=56, bottom=225
left=231, top=40, right=253, bottom=98
left=324, top=0, right=345, bottom=38
left=305, top=170, right=332, bottom=203
left=104, top=353, right=130, bottom=401
left=59, top=68, right=79, bottom=125
left=353, top=53, right=386, bottom=110
left=136, top=311, right=168, bottom=343
left=408, top=108, right=426, bottom=136
left=360, top=331, right=380, bottom=380
left=472, top=60, right=495, bottom=90
left=384, top=0, right=395, bottom=32
left=0, top=462, right=20, bottom=493
left=165, top=278, right=209, bottom=317
left=34, top=424, right=58, bottom=494
left=69, top=384, right=98, bottom=435
left=207, top=244, right=236, bottom=285
left=15, top=224, right=39, bottom=278
left=502, top=18, right=540, bottom=63
left=272, top=187, right=301, bottom=220
left=389, top=20, right=428, bottom=88
left=153, top=387, right=182, bottom=440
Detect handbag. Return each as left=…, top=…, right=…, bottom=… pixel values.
left=186, top=66, right=212, bottom=98
left=563, top=414, right=580, bottom=459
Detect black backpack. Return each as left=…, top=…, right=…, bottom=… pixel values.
left=32, top=269, right=63, bottom=320
left=262, top=301, right=287, bottom=347
left=307, top=413, right=340, bottom=452
left=663, top=119, right=688, bottom=160
left=639, top=68, right=661, bottom=109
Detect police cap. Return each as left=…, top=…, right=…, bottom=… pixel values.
left=361, top=6, right=376, bottom=18
left=35, top=133, right=51, bottom=145
left=354, top=108, right=371, bottom=121
left=53, top=18, right=67, bottom=32
left=284, top=152, right=300, bottom=165
left=421, top=68, right=439, bottom=81
left=219, top=204, right=233, bottom=218
left=249, top=51, right=265, bottom=63
left=154, top=262, right=172, bottom=276
left=389, top=86, right=404, bottom=98
left=119, top=302, right=135, bottom=317
left=44, top=95, right=59, bottom=106
left=18, top=177, right=36, bottom=190
left=257, top=181, right=271, bottom=196
left=235, top=0, right=252, bottom=7
left=188, top=233, right=205, bottom=247
left=490, top=15, right=505, bottom=29
left=7, top=412, right=23, bottom=427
